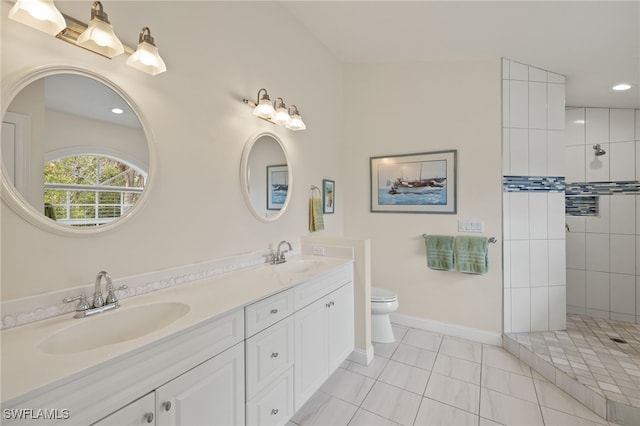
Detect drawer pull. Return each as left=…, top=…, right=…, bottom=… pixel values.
left=162, top=401, right=172, bottom=411
left=271, top=409, right=279, bottom=416
left=144, top=412, right=154, bottom=423
left=271, top=352, right=279, bottom=358
left=270, top=309, right=278, bottom=315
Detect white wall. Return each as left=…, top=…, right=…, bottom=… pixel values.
left=1, top=1, right=344, bottom=299
left=565, top=107, right=640, bottom=323
left=502, top=59, right=567, bottom=333
left=342, top=61, right=503, bottom=335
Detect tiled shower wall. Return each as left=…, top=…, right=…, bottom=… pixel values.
left=565, top=108, right=640, bottom=323
left=502, top=59, right=567, bottom=333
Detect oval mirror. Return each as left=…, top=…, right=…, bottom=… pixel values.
left=240, top=132, right=292, bottom=222
left=1, top=67, right=152, bottom=235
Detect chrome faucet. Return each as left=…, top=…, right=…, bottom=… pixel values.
left=63, top=271, right=127, bottom=318
left=272, top=240, right=292, bottom=264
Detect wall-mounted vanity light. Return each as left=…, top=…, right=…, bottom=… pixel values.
left=243, top=89, right=307, bottom=131
left=8, top=0, right=166, bottom=75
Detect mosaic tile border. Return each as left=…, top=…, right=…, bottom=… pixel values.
left=503, top=176, right=566, bottom=192
left=566, top=196, right=598, bottom=216
left=566, top=181, right=640, bottom=196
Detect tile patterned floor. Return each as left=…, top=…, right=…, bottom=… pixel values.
left=288, top=324, right=618, bottom=426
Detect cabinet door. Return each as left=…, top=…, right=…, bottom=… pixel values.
left=92, top=393, right=155, bottom=426
left=328, top=281, right=355, bottom=372
left=156, top=343, right=244, bottom=426
left=294, top=298, right=329, bottom=411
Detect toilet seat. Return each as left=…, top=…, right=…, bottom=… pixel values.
left=371, top=287, right=397, bottom=303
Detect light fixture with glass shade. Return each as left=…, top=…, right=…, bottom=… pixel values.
left=8, top=0, right=66, bottom=36
left=286, top=105, right=306, bottom=131
left=242, top=88, right=307, bottom=131
left=247, top=88, right=276, bottom=119
left=126, top=27, right=166, bottom=75
left=76, top=1, right=124, bottom=59
left=272, top=98, right=292, bottom=126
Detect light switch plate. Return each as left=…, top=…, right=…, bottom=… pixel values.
left=458, top=220, right=484, bottom=233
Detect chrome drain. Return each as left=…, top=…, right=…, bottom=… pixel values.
left=610, top=337, right=628, bottom=344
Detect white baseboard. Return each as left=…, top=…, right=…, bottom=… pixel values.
left=348, top=345, right=374, bottom=366
left=390, top=313, right=502, bottom=346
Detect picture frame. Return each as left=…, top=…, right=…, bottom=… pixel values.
left=370, top=150, right=457, bottom=214
left=266, top=164, right=288, bottom=210
left=322, top=179, right=335, bottom=214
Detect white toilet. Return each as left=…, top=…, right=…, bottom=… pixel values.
left=371, top=287, right=399, bottom=343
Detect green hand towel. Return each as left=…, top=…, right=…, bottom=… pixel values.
left=455, top=236, right=489, bottom=275
left=309, top=197, right=324, bottom=232
left=425, top=235, right=455, bottom=271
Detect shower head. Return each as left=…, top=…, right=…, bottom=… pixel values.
left=593, top=144, right=606, bottom=156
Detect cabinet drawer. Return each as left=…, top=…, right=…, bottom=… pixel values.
left=246, top=368, right=294, bottom=426
left=245, top=289, right=294, bottom=337
left=246, top=316, right=294, bottom=399
left=294, top=264, right=352, bottom=310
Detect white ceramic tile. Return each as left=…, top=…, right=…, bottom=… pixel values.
left=511, top=288, right=531, bottom=332
left=528, top=129, right=547, bottom=175
left=378, top=359, right=430, bottom=395
left=402, top=329, right=442, bottom=352
left=344, top=356, right=388, bottom=379
left=610, top=141, right=636, bottom=181
left=503, top=288, right=512, bottom=333
left=567, top=305, right=586, bottom=315
left=510, top=241, right=530, bottom=288
left=610, top=234, right=636, bottom=275
left=566, top=216, right=585, bottom=233
left=509, top=192, right=529, bottom=240
left=585, top=271, right=610, bottom=311
left=320, top=368, right=375, bottom=406
left=547, top=193, right=566, bottom=239
left=585, top=195, right=609, bottom=234
left=547, top=83, right=565, bottom=131
left=510, top=61, right=528, bottom=81
left=584, top=307, right=609, bottom=319
left=565, top=145, right=586, bottom=183
left=479, top=388, right=543, bottom=425
left=509, top=81, right=529, bottom=129
left=548, top=73, right=565, bottom=84
left=529, top=82, right=547, bottom=130
left=424, top=372, right=480, bottom=414
left=291, top=391, right=358, bottom=426
left=547, top=130, right=565, bottom=176
left=549, top=285, right=566, bottom=330
left=479, top=417, right=503, bottom=426
left=585, top=233, right=610, bottom=272
left=585, top=143, right=610, bottom=182
left=531, top=286, right=549, bottom=331
left=566, top=232, right=586, bottom=270
left=528, top=193, right=548, bottom=239
left=540, top=407, right=607, bottom=426
left=610, top=273, right=636, bottom=316
left=637, top=276, right=640, bottom=322
left=610, top=195, right=636, bottom=235
left=636, top=110, right=640, bottom=139
left=361, top=381, right=421, bottom=426
left=503, top=240, right=511, bottom=288
left=432, top=353, right=481, bottom=385
left=529, top=240, right=549, bottom=287
left=533, top=378, right=609, bottom=424
left=441, top=336, right=483, bottom=364
left=528, top=67, right=547, bottom=83
left=509, top=128, right=529, bottom=175
left=610, top=109, right=635, bottom=142
left=637, top=141, right=640, bottom=181
left=566, top=108, right=586, bottom=146
left=637, top=195, right=640, bottom=234
left=481, top=365, right=538, bottom=402
left=502, top=59, right=510, bottom=80
left=567, top=269, right=586, bottom=308
left=548, top=239, right=566, bottom=285
left=483, top=345, right=532, bottom=376
left=502, top=193, right=511, bottom=241
left=502, top=127, right=510, bottom=174
left=391, top=344, right=437, bottom=371
left=349, top=409, right=398, bottom=426
left=373, top=340, right=400, bottom=359
left=586, top=108, right=610, bottom=145
left=414, top=398, right=478, bottom=426
left=502, top=81, right=510, bottom=129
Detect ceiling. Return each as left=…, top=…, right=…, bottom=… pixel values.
left=281, top=1, right=639, bottom=109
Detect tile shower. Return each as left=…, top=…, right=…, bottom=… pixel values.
left=565, top=107, right=640, bottom=324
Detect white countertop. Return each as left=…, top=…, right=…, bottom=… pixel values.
left=1, top=256, right=351, bottom=404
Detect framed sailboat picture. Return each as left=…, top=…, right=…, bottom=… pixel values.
left=267, top=164, right=288, bottom=210
left=370, top=150, right=457, bottom=214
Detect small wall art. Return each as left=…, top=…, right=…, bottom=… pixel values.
left=322, top=179, right=335, bottom=214
left=267, top=164, right=288, bottom=210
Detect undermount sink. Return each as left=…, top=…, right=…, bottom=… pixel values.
left=274, top=258, right=323, bottom=274
left=39, top=302, right=190, bottom=355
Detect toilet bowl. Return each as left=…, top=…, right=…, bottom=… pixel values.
left=371, top=287, right=399, bottom=343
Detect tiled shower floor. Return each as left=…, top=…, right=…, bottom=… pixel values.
left=504, top=314, right=640, bottom=425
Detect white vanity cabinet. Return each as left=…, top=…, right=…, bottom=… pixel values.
left=294, top=270, right=354, bottom=411
left=92, top=394, right=155, bottom=426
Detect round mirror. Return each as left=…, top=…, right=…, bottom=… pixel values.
left=240, top=132, right=292, bottom=222
left=1, top=67, right=153, bottom=235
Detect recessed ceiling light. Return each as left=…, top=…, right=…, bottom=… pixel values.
left=111, top=107, right=124, bottom=114
left=612, top=83, right=631, bottom=91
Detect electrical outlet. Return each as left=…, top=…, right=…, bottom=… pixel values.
left=312, top=246, right=325, bottom=256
